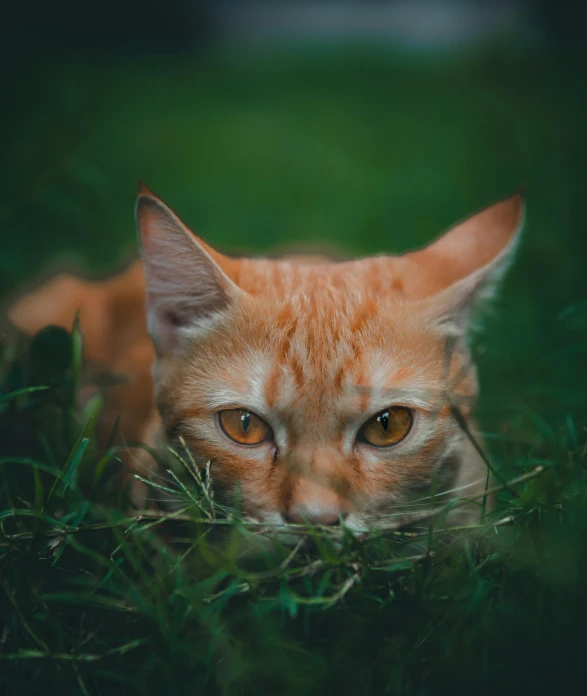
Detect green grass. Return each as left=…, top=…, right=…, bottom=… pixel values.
left=1, top=42, right=587, bottom=695
left=0, top=322, right=586, bottom=695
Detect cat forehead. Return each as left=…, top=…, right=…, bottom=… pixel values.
left=174, top=321, right=451, bottom=442
left=232, top=256, right=405, bottom=299
left=184, top=255, right=435, bottom=389
left=178, top=295, right=447, bottom=412
left=167, top=273, right=470, bottom=436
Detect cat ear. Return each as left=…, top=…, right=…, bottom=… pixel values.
left=136, top=184, right=243, bottom=352
left=400, top=193, right=525, bottom=335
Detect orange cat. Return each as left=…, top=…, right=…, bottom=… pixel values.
left=8, top=186, right=524, bottom=530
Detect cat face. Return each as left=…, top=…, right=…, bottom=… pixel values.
left=137, top=188, right=524, bottom=530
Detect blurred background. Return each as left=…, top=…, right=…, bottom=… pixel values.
left=1, top=0, right=587, bottom=440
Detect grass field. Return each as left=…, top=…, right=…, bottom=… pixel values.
left=1, top=42, right=587, bottom=694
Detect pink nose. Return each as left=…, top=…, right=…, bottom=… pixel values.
left=284, top=508, right=346, bottom=526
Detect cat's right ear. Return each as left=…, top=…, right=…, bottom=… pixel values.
left=136, top=184, right=243, bottom=353
left=400, top=193, right=525, bottom=336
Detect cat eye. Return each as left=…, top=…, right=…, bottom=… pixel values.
left=218, top=409, right=272, bottom=446
left=358, top=407, right=413, bottom=447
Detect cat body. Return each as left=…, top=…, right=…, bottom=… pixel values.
left=8, top=188, right=524, bottom=531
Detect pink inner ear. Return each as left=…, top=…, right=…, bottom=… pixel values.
left=393, top=193, right=524, bottom=299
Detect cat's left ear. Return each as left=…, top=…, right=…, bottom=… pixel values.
left=400, top=193, right=525, bottom=334
left=136, top=184, right=244, bottom=353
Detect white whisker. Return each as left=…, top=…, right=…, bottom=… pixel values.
left=404, top=476, right=488, bottom=505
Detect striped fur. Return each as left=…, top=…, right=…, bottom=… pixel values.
left=8, top=187, right=524, bottom=530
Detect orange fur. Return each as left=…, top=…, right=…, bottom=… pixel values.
left=7, top=188, right=524, bottom=530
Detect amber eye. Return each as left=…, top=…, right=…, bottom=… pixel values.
left=359, top=407, right=413, bottom=447
left=218, top=409, right=272, bottom=445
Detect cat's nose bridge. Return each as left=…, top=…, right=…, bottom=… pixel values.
left=282, top=445, right=351, bottom=524
left=287, top=443, right=342, bottom=480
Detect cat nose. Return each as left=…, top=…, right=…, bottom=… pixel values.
left=284, top=509, right=347, bottom=526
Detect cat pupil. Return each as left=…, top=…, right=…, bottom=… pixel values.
left=241, top=411, right=251, bottom=432
left=379, top=411, right=389, bottom=431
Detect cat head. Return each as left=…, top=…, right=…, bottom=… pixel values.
left=136, top=186, right=524, bottom=530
